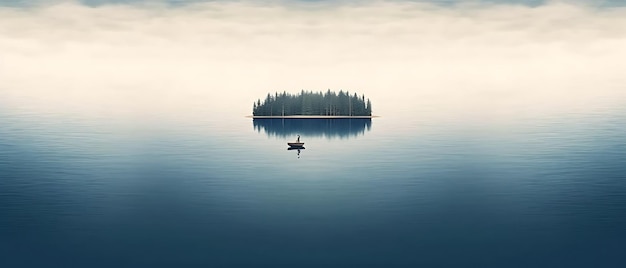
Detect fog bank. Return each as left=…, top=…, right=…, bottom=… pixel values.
left=1, top=1, right=625, bottom=121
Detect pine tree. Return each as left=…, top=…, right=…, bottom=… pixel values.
left=253, top=90, right=372, bottom=116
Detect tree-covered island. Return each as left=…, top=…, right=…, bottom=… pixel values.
left=253, top=90, right=372, bottom=117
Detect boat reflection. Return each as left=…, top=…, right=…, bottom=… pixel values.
left=253, top=119, right=372, bottom=139
left=287, top=147, right=304, bottom=158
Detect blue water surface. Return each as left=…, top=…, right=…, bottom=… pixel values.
left=1, top=103, right=626, bottom=267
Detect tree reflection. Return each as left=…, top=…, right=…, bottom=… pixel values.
left=253, top=119, right=372, bottom=139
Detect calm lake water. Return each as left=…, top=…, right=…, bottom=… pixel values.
left=1, top=105, right=625, bottom=267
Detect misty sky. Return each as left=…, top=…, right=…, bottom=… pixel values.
left=1, top=0, right=625, bottom=121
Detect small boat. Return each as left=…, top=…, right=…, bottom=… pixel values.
left=287, top=142, right=305, bottom=148
left=288, top=135, right=304, bottom=148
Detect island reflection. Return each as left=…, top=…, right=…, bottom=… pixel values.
left=253, top=119, right=372, bottom=139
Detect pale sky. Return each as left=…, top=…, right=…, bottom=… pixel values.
left=1, top=0, right=625, bottom=121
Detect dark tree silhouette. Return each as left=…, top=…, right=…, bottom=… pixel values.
left=253, top=90, right=372, bottom=116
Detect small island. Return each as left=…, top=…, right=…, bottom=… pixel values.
left=252, top=90, right=373, bottom=118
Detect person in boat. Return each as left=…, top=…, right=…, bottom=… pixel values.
left=297, top=135, right=300, bottom=143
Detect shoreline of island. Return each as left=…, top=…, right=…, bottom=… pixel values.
left=247, top=115, right=379, bottom=119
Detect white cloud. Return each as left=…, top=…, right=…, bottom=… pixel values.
left=1, top=1, right=625, bottom=121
